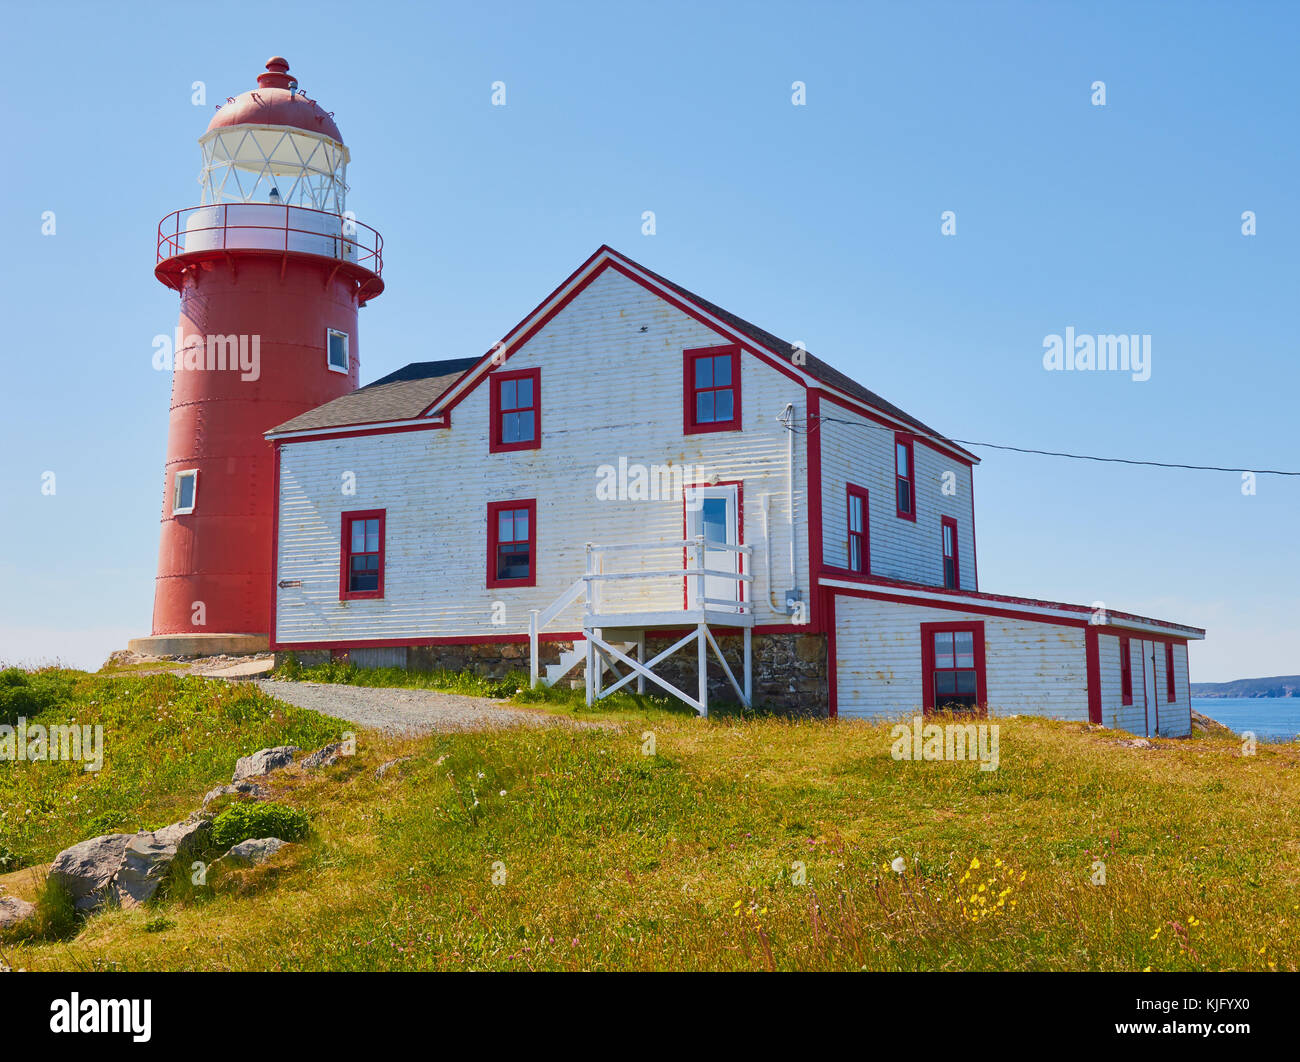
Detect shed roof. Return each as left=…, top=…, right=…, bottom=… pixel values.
left=268, top=357, right=478, bottom=434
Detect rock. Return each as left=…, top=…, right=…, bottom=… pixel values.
left=0, top=896, right=37, bottom=930
left=375, top=756, right=411, bottom=780
left=301, top=742, right=343, bottom=770
left=202, top=781, right=267, bottom=807
left=232, top=746, right=300, bottom=782
left=48, top=834, right=132, bottom=912
left=216, top=837, right=290, bottom=868
left=111, top=815, right=213, bottom=909
left=1116, top=738, right=1157, bottom=749
left=111, top=834, right=175, bottom=908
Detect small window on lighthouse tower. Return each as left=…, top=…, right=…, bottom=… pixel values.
left=327, top=329, right=349, bottom=373
left=173, top=469, right=198, bottom=515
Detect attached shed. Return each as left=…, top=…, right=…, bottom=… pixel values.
left=824, top=578, right=1203, bottom=736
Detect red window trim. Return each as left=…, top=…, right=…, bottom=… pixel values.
left=339, top=509, right=385, bottom=601
left=846, top=484, right=870, bottom=574
left=941, top=515, right=959, bottom=590
left=486, top=498, right=537, bottom=588
left=1165, top=642, right=1176, bottom=703
left=683, top=344, right=742, bottom=434
left=1119, top=636, right=1133, bottom=705
left=489, top=367, right=541, bottom=453
left=895, top=432, right=916, bottom=521
left=920, top=620, right=987, bottom=714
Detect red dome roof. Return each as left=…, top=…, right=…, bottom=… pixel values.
left=206, top=57, right=343, bottom=144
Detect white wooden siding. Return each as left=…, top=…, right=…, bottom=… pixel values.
left=276, top=266, right=810, bottom=643
left=1096, top=633, right=1190, bottom=737
left=833, top=595, right=1088, bottom=720
left=819, top=404, right=976, bottom=589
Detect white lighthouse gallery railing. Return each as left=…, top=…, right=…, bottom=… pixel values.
left=527, top=537, right=754, bottom=715
left=156, top=203, right=383, bottom=276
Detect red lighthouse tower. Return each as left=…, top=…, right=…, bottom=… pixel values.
left=131, top=57, right=383, bottom=656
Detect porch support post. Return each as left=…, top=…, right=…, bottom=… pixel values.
left=698, top=623, right=708, bottom=717
left=585, top=631, right=594, bottom=707
left=744, top=625, right=752, bottom=707
left=636, top=630, right=645, bottom=694
left=528, top=609, right=540, bottom=688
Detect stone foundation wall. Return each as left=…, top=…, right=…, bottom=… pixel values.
left=275, top=631, right=828, bottom=716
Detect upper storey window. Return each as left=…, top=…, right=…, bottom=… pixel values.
left=684, top=345, right=742, bottom=434
left=895, top=433, right=916, bottom=520
left=490, top=368, right=541, bottom=453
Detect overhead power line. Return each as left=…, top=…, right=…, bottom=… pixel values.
left=805, top=414, right=1299, bottom=476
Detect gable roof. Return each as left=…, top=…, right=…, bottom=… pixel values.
left=625, top=255, right=962, bottom=449
left=268, top=357, right=478, bottom=434
left=268, top=247, right=975, bottom=463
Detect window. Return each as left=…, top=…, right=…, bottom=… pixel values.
left=846, top=485, right=869, bottom=574
left=1119, top=637, right=1133, bottom=706
left=327, top=329, right=349, bottom=373
left=173, top=469, right=198, bottom=515
left=941, top=516, right=959, bottom=589
left=339, top=509, right=384, bottom=600
left=1165, top=643, right=1176, bottom=703
left=684, top=344, right=742, bottom=434
left=487, top=499, right=536, bottom=588
left=895, top=433, right=916, bottom=520
left=489, top=368, right=541, bottom=453
left=921, top=621, right=986, bottom=712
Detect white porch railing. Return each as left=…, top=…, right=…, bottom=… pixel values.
left=526, top=537, right=754, bottom=715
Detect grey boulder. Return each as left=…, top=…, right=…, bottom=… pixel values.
left=111, top=815, right=212, bottom=908
left=232, top=746, right=300, bottom=782
left=301, top=742, right=343, bottom=770
left=0, top=895, right=37, bottom=929
left=202, top=780, right=267, bottom=807
left=217, top=837, right=290, bottom=868
left=48, top=834, right=132, bottom=911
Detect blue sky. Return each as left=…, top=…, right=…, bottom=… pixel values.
left=1, top=0, right=1295, bottom=680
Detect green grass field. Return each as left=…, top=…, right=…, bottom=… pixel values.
left=2, top=666, right=1297, bottom=971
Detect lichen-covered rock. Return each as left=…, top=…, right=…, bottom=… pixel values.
left=301, top=743, right=343, bottom=770
left=232, top=746, right=299, bottom=782
left=111, top=814, right=213, bottom=908
left=48, top=834, right=132, bottom=911
left=374, top=756, right=411, bottom=780
left=202, top=780, right=267, bottom=807
left=216, top=837, right=290, bottom=868
left=0, top=895, right=36, bottom=929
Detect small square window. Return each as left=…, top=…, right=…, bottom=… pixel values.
left=922, top=622, right=985, bottom=713
left=327, top=329, right=349, bottom=374
left=173, top=469, right=198, bottom=515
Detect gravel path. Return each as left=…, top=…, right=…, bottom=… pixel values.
left=256, top=679, right=588, bottom=736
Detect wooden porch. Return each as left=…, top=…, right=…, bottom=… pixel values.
left=527, top=537, right=754, bottom=716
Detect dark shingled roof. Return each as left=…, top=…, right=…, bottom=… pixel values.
left=625, top=255, right=968, bottom=454
left=268, top=357, right=478, bottom=434
left=269, top=249, right=971, bottom=459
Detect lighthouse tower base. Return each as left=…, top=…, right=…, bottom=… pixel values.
left=126, top=632, right=269, bottom=658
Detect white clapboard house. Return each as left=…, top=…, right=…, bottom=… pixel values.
left=266, top=246, right=1204, bottom=733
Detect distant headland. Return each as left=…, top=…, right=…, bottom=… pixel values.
left=1190, top=676, right=1300, bottom=698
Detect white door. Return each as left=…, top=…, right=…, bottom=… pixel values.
left=1140, top=640, right=1158, bottom=736
left=685, top=485, right=740, bottom=611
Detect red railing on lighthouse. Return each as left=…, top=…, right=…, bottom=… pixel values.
left=156, top=203, right=384, bottom=276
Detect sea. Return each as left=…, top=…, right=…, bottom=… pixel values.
left=1191, top=697, right=1300, bottom=742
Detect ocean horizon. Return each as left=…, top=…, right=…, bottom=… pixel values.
left=1191, top=697, right=1300, bottom=742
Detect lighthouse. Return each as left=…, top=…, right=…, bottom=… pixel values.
left=130, top=57, right=383, bottom=656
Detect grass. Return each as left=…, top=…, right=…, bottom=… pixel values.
left=3, top=664, right=1298, bottom=971
left=273, top=653, right=757, bottom=724
left=0, top=669, right=346, bottom=871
